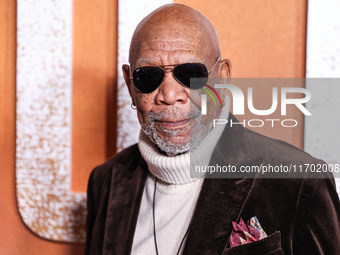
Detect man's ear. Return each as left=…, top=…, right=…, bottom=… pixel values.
left=122, top=64, right=136, bottom=104
left=217, top=59, right=232, bottom=103
left=219, top=59, right=232, bottom=79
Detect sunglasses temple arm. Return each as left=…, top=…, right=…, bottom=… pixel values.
left=208, top=57, right=221, bottom=74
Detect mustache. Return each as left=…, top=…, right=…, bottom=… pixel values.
left=148, top=107, right=201, bottom=122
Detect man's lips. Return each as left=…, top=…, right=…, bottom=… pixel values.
left=156, top=119, right=190, bottom=129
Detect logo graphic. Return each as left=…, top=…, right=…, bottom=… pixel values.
left=201, top=84, right=312, bottom=116
left=199, top=82, right=312, bottom=128
left=200, top=84, right=223, bottom=115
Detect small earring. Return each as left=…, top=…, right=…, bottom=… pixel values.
left=131, top=103, right=136, bottom=110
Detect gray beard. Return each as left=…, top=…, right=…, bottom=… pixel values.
left=141, top=107, right=213, bottom=156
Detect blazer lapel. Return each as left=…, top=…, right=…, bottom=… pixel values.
left=183, top=114, right=262, bottom=254
left=102, top=157, right=148, bottom=255
left=182, top=161, right=261, bottom=255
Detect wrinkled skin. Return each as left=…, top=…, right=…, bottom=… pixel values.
left=123, top=4, right=231, bottom=156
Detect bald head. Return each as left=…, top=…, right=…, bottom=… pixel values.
left=129, top=4, right=221, bottom=68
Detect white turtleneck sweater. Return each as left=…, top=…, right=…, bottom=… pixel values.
left=131, top=100, right=230, bottom=255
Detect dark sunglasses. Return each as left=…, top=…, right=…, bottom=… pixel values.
left=129, top=57, right=221, bottom=93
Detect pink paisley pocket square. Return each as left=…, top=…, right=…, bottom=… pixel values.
left=229, top=216, right=268, bottom=248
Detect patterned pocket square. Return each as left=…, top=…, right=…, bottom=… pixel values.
left=229, top=216, right=268, bottom=247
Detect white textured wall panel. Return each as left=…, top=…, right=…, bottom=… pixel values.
left=305, top=0, right=340, bottom=197
left=16, top=0, right=86, bottom=242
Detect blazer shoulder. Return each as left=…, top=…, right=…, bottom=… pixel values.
left=245, top=128, right=320, bottom=164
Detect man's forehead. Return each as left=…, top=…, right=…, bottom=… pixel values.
left=135, top=56, right=203, bottom=67
left=140, top=39, right=201, bottom=51
left=134, top=52, right=204, bottom=67
left=132, top=39, right=204, bottom=67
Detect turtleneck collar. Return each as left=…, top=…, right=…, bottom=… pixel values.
left=138, top=98, right=230, bottom=184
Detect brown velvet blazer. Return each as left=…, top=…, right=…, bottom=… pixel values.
left=85, top=115, right=340, bottom=255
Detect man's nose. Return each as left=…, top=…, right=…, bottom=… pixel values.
left=155, top=72, right=188, bottom=105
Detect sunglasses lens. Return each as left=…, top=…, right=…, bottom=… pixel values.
left=133, top=66, right=164, bottom=93
left=174, top=63, right=208, bottom=89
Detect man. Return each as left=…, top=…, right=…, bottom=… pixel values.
left=85, top=4, right=340, bottom=255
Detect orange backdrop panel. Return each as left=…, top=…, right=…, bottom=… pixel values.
left=72, top=0, right=117, bottom=192
left=175, top=0, right=307, bottom=149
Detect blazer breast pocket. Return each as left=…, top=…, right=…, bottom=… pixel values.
left=222, top=231, right=283, bottom=255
